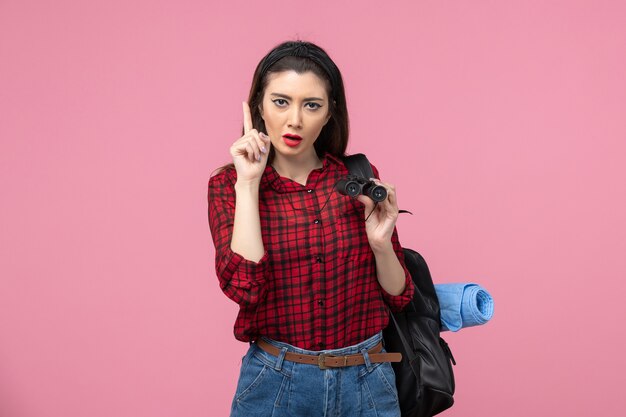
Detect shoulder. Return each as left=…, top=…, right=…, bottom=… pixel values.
left=325, top=153, right=348, bottom=175
left=208, top=165, right=237, bottom=189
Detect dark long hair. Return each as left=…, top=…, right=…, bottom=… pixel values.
left=216, top=40, right=349, bottom=174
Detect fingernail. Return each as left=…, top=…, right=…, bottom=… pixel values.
left=256, top=155, right=261, bottom=161
left=260, top=132, right=268, bottom=138
left=261, top=146, right=267, bottom=153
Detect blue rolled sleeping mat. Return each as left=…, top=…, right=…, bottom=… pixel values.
left=434, top=283, right=494, bottom=332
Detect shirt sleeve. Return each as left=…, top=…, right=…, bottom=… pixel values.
left=370, top=163, right=415, bottom=312
left=380, top=227, right=415, bottom=312
left=207, top=168, right=270, bottom=307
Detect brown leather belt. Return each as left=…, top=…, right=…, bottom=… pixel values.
left=257, top=339, right=402, bottom=370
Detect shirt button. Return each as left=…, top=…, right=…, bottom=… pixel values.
left=315, top=256, right=322, bottom=263
left=313, top=219, right=320, bottom=224
left=317, top=300, right=324, bottom=306
left=307, top=189, right=313, bottom=193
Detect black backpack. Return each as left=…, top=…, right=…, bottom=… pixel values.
left=343, top=154, right=456, bottom=417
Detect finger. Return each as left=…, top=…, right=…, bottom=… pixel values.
left=356, top=194, right=375, bottom=214
left=248, top=136, right=263, bottom=161
left=244, top=143, right=256, bottom=162
left=259, top=132, right=271, bottom=153
left=370, top=178, right=395, bottom=194
left=246, top=130, right=265, bottom=159
left=370, top=179, right=398, bottom=213
left=233, top=131, right=263, bottom=158
left=255, top=135, right=266, bottom=154
left=379, top=181, right=397, bottom=205
left=383, top=185, right=399, bottom=213
left=254, top=131, right=269, bottom=154
left=242, top=101, right=253, bottom=134
left=232, top=133, right=255, bottom=152
left=386, top=186, right=398, bottom=208
left=230, top=137, right=249, bottom=156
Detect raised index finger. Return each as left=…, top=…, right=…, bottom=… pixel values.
left=242, top=101, right=253, bottom=133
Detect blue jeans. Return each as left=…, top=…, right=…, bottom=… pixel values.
left=230, top=332, right=400, bottom=417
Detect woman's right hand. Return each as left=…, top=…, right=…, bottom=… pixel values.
left=230, top=101, right=272, bottom=184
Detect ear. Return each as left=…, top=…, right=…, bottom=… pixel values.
left=258, top=104, right=264, bottom=119
left=324, top=100, right=335, bottom=125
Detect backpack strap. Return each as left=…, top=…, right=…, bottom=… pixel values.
left=342, top=153, right=375, bottom=179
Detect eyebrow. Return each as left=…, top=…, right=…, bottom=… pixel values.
left=270, top=93, right=325, bottom=101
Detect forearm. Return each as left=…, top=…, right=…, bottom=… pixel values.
left=373, top=242, right=407, bottom=296
left=231, top=180, right=265, bottom=262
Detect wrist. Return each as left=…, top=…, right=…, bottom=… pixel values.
left=370, top=240, right=394, bottom=256
left=235, top=179, right=261, bottom=193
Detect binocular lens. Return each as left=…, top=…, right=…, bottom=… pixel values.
left=345, top=181, right=360, bottom=197
left=370, top=186, right=387, bottom=202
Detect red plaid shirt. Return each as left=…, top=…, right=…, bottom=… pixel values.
left=207, top=153, right=414, bottom=350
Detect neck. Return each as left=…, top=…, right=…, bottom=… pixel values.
left=272, top=151, right=323, bottom=185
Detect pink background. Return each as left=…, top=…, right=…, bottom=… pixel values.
left=1, top=0, right=625, bottom=416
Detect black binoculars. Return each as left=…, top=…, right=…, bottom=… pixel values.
left=336, top=175, right=387, bottom=202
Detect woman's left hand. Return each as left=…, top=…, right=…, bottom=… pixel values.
left=356, top=178, right=399, bottom=252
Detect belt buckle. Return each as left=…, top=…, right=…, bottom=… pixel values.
left=318, top=353, right=329, bottom=370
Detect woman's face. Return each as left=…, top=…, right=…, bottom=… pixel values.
left=259, top=70, right=331, bottom=160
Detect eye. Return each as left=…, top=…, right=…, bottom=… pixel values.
left=305, top=102, right=322, bottom=110
left=272, top=99, right=288, bottom=107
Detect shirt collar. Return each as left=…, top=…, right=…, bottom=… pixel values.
left=261, top=152, right=344, bottom=192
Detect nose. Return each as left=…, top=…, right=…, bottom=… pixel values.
left=287, top=106, right=303, bottom=129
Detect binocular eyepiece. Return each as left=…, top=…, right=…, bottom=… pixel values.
left=336, top=175, right=387, bottom=202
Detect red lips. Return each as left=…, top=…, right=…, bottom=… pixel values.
left=283, top=133, right=302, bottom=140
left=282, top=133, right=303, bottom=147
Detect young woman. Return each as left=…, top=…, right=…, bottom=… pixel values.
left=208, top=40, right=414, bottom=417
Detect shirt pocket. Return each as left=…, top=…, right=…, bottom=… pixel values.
left=336, top=202, right=371, bottom=261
